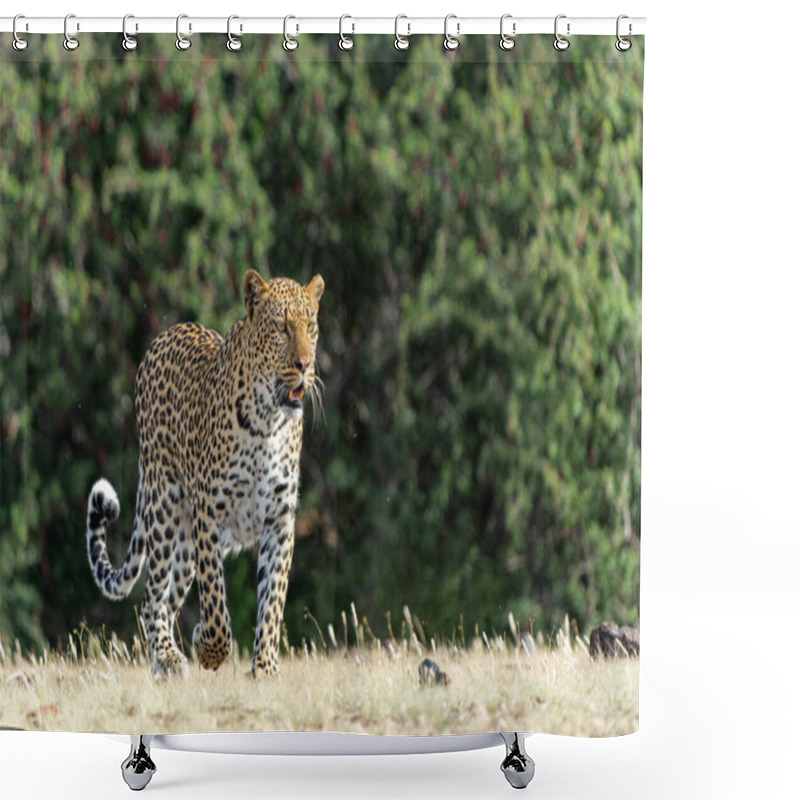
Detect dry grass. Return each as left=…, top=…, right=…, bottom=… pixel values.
left=0, top=613, right=638, bottom=737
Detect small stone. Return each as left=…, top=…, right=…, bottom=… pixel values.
left=418, top=657, right=450, bottom=686
left=26, top=703, right=59, bottom=722
left=589, top=621, right=639, bottom=659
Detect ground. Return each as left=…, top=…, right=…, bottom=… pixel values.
left=0, top=622, right=638, bottom=737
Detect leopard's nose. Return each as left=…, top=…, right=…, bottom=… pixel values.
left=295, top=356, right=312, bottom=373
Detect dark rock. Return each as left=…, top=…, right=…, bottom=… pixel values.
left=418, top=657, right=450, bottom=686
left=589, top=621, right=640, bottom=659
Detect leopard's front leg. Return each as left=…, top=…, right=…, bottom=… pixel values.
left=190, top=504, right=233, bottom=670
left=251, top=514, right=295, bottom=677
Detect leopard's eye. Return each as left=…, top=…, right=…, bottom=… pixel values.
left=307, top=321, right=316, bottom=335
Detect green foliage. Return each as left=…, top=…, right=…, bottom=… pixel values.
left=0, top=35, right=642, bottom=652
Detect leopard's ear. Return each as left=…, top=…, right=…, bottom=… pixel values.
left=243, top=270, right=268, bottom=321
left=305, top=274, right=325, bottom=311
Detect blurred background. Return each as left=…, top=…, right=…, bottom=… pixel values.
left=0, top=33, right=642, bottom=655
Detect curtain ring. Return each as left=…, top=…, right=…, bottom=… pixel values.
left=63, top=13, right=80, bottom=51
left=227, top=15, right=242, bottom=51
left=339, top=14, right=354, bottom=51
left=122, top=14, right=138, bottom=51
left=12, top=15, right=29, bottom=51
left=175, top=14, right=192, bottom=50
left=443, top=14, right=460, bottom=51
left=394, top=15, right=410, bottom=51
left=283, top=15, right=299, bottom=51
left=615, top=15, right=632, bottom=51
left=553, top=14, right=570, bottom=51
left=499, top=14, right=515, bottom=51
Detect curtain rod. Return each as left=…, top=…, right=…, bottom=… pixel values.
left=1, top=15, right=646, bottom=38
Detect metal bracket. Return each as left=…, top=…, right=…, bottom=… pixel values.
left=121, top=735, right=157, bottom=791
left=500, top=732, right=535, bottom=789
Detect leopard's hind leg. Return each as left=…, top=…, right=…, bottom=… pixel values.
left=165, top=519, right=196, bottom=656
left=140, top=472, right=190, bottom=677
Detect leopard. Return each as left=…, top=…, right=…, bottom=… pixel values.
left=85, top=270, right=324, bottom=678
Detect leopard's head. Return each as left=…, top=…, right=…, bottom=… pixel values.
left=243, top=270, right=324, bottom=421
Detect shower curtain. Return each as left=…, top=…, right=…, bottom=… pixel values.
left=0, top=27, right=643, bottom=738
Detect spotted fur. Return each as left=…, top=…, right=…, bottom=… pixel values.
left=86, top=271, right=324, bottom=677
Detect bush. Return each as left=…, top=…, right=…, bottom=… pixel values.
left=0, top=34, right=642, bottom=651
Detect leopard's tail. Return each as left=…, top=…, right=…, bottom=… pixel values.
left=86, top=478, right=146, bottom=600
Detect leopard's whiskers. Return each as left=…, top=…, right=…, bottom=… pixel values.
left=308, top=373, right=326, bottom=430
